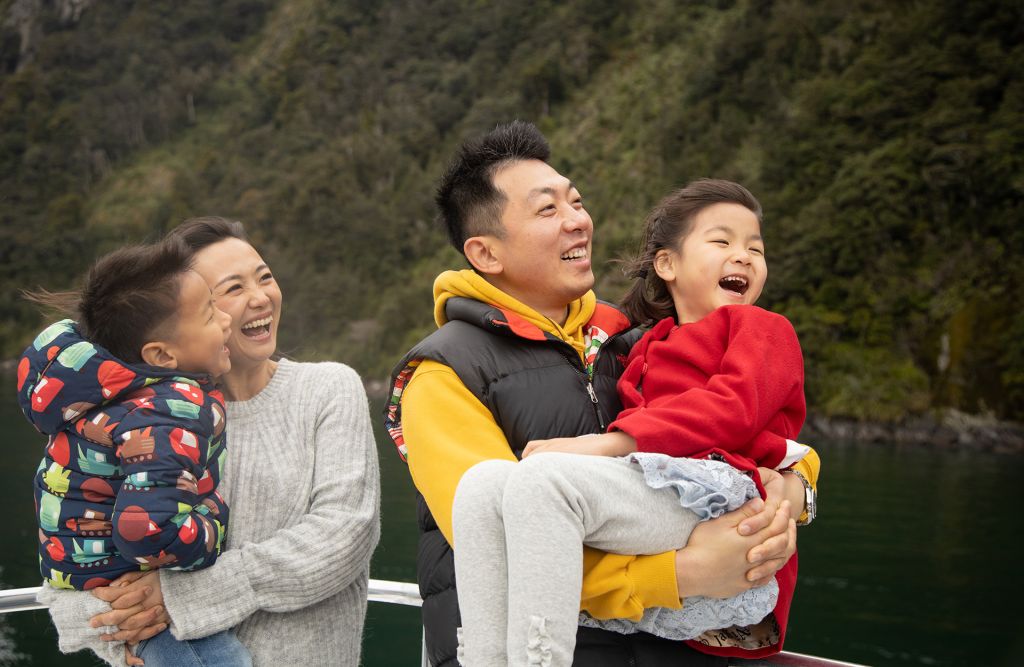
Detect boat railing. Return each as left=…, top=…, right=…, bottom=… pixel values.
left=0, top=581, right=867, bottom=667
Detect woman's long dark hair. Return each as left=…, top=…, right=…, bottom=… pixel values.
left=166, top=215, right=249, bottom=252
left=620, top=179, right=763, bottom=327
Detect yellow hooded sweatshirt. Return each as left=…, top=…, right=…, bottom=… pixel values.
left=400, top=269, right=819, bottom=621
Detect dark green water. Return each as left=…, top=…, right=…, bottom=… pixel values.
left=2, top=393, right=1022, bottom=666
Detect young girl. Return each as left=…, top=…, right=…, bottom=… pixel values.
left=18, top=238, right=250, bottom=666
left=452, top=179, right=815, bottom=666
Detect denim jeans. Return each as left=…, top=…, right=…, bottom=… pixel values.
left=133, top=629, right=252, bottom=667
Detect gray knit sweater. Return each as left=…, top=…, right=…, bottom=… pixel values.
left=43, top=359, right=381, bottom=666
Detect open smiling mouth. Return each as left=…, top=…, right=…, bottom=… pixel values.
left=241, top=316, right=273, bottom=338
left=561, top=248, right=587, bottom=261
left=719, top=275, right=749, bottom=296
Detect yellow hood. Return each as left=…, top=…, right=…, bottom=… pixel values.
left=432, top=269, right=596, bottom=358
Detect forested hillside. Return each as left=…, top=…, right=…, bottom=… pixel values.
left=2, top=0, right=1021, bottom=422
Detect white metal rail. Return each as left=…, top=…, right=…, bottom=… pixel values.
left=0, top=582, right=866, bottom=667
left=0, top=579, right=423, bottom=614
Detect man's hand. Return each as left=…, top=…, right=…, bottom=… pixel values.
left=90, top=571, right=169, bottom=644
left=733, top=467, right=802, bottom=582
left=675, top=496, right=796, bottom=599
left=522, top=432, right=637, bottom=458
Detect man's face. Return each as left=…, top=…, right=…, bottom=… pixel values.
left=486, top=159, right=594, bottom=320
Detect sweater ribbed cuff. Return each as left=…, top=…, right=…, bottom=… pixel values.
left=626, top=550, right=683, bottom=614
left=161, top=551, right=257, bottom=641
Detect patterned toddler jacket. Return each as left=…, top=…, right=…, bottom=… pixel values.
left=17, top=320, right=229, bottom=590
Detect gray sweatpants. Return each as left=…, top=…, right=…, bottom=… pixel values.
left=452, top=452, right=704, bottom=667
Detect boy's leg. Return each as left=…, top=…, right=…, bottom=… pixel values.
left=133, top=628, right=251, bottom=667
left=502, top=453, right=701, bottom=667
left=452, top=459, right=518, bottom=666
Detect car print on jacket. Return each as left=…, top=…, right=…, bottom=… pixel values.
left=17, top=320, right=230, bottom=590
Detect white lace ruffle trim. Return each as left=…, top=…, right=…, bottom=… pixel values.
left=578, top=453, right=778, bottom=640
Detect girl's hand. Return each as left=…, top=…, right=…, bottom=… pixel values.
left=522, top=432, right=637, bottom=458
left=90, top=571, right=169, bottom=643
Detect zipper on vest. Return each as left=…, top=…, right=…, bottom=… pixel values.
left=584, top=380, right=608, bottom=432
left=561, top=355, right=609, bottom=432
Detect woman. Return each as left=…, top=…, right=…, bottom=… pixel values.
left=46, top=217, right=381, bottom=666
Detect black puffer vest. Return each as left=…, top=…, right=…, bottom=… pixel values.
left=385, top=297, right=638, bottom=667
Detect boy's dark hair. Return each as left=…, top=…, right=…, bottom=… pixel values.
left=167, top=215, right=248, bottom=252
left=25, top=239, right=195, bottom=364
left=620, top=178, right=763, bottom=327
left=435, top=120, right=550, bottom=256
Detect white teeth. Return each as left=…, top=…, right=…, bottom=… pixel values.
left=242, top=316, right=273, bottom=330
left=561, top=248, right=587, bottom=260
left=721, top=276, right=747, bottom=286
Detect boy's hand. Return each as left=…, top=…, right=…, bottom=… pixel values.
left=522, top=432, right=637, bottom=458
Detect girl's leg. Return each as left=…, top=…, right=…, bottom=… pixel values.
left=452, top=458, right=518, bottom=666
left=133, top=628, right=251, bottom=667
left=502, top=452, right=701, bottom=667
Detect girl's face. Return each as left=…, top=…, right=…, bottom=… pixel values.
left=654, top=202, right=766, bottom=324
left=192, top=238, right=282, bottom=371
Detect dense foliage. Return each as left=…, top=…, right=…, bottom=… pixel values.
left=2, top=0, right=1021, bottom=421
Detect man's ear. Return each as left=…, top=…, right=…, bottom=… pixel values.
left=463, top=236, right=504, bottom=276
left=653, top=249, right=677, bottom=283
left=140, top=341, right=179, bottom=369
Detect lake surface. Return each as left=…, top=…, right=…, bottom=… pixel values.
left=1, top=391, right=1021, bottom=666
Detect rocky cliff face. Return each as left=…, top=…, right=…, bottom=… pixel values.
left=4, top=0, right=94, bottom=71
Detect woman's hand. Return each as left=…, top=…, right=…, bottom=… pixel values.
left=675, top=495, right=796, bottom=599
left=522, top=432, right=637, bottom=458
left=90, top=571, right=169, bottom=644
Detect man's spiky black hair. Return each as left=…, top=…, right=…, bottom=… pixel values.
left=435, top=120, right=551, bottom=255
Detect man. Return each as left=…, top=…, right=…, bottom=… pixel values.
left=385, top=121, right=818, bottom=666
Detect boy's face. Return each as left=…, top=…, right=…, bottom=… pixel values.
left=655, top=202, right=766, bottom=324
left=162, top=271, right=233, bottom=376
left=480, top=159, right=594, bottom=320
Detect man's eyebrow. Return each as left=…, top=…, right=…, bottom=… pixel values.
left=526, top=181, right=576, bottom=201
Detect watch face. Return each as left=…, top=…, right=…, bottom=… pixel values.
left=804, top=487, right=816, bottom=523
left=790, top=469, right=815, bottom=526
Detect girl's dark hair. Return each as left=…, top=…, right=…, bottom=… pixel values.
left=24, top=238, right=195, bottom=364
left=620, top=178, right=763, bottom=326
left=167, top=215, right=248, bottom=252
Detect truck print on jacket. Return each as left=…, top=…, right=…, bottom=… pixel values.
left=17, top=320, right=229, bottom=591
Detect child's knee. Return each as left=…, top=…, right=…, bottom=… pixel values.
left=502, top=454, right=575, bottom=514
left=454, top=459, right=515, bottom=517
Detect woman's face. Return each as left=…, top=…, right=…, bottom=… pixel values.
left=192, top=237, right=282, bottom=370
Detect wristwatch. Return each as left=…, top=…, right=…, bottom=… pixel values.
left=787, top=468, right=816, bottom=526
